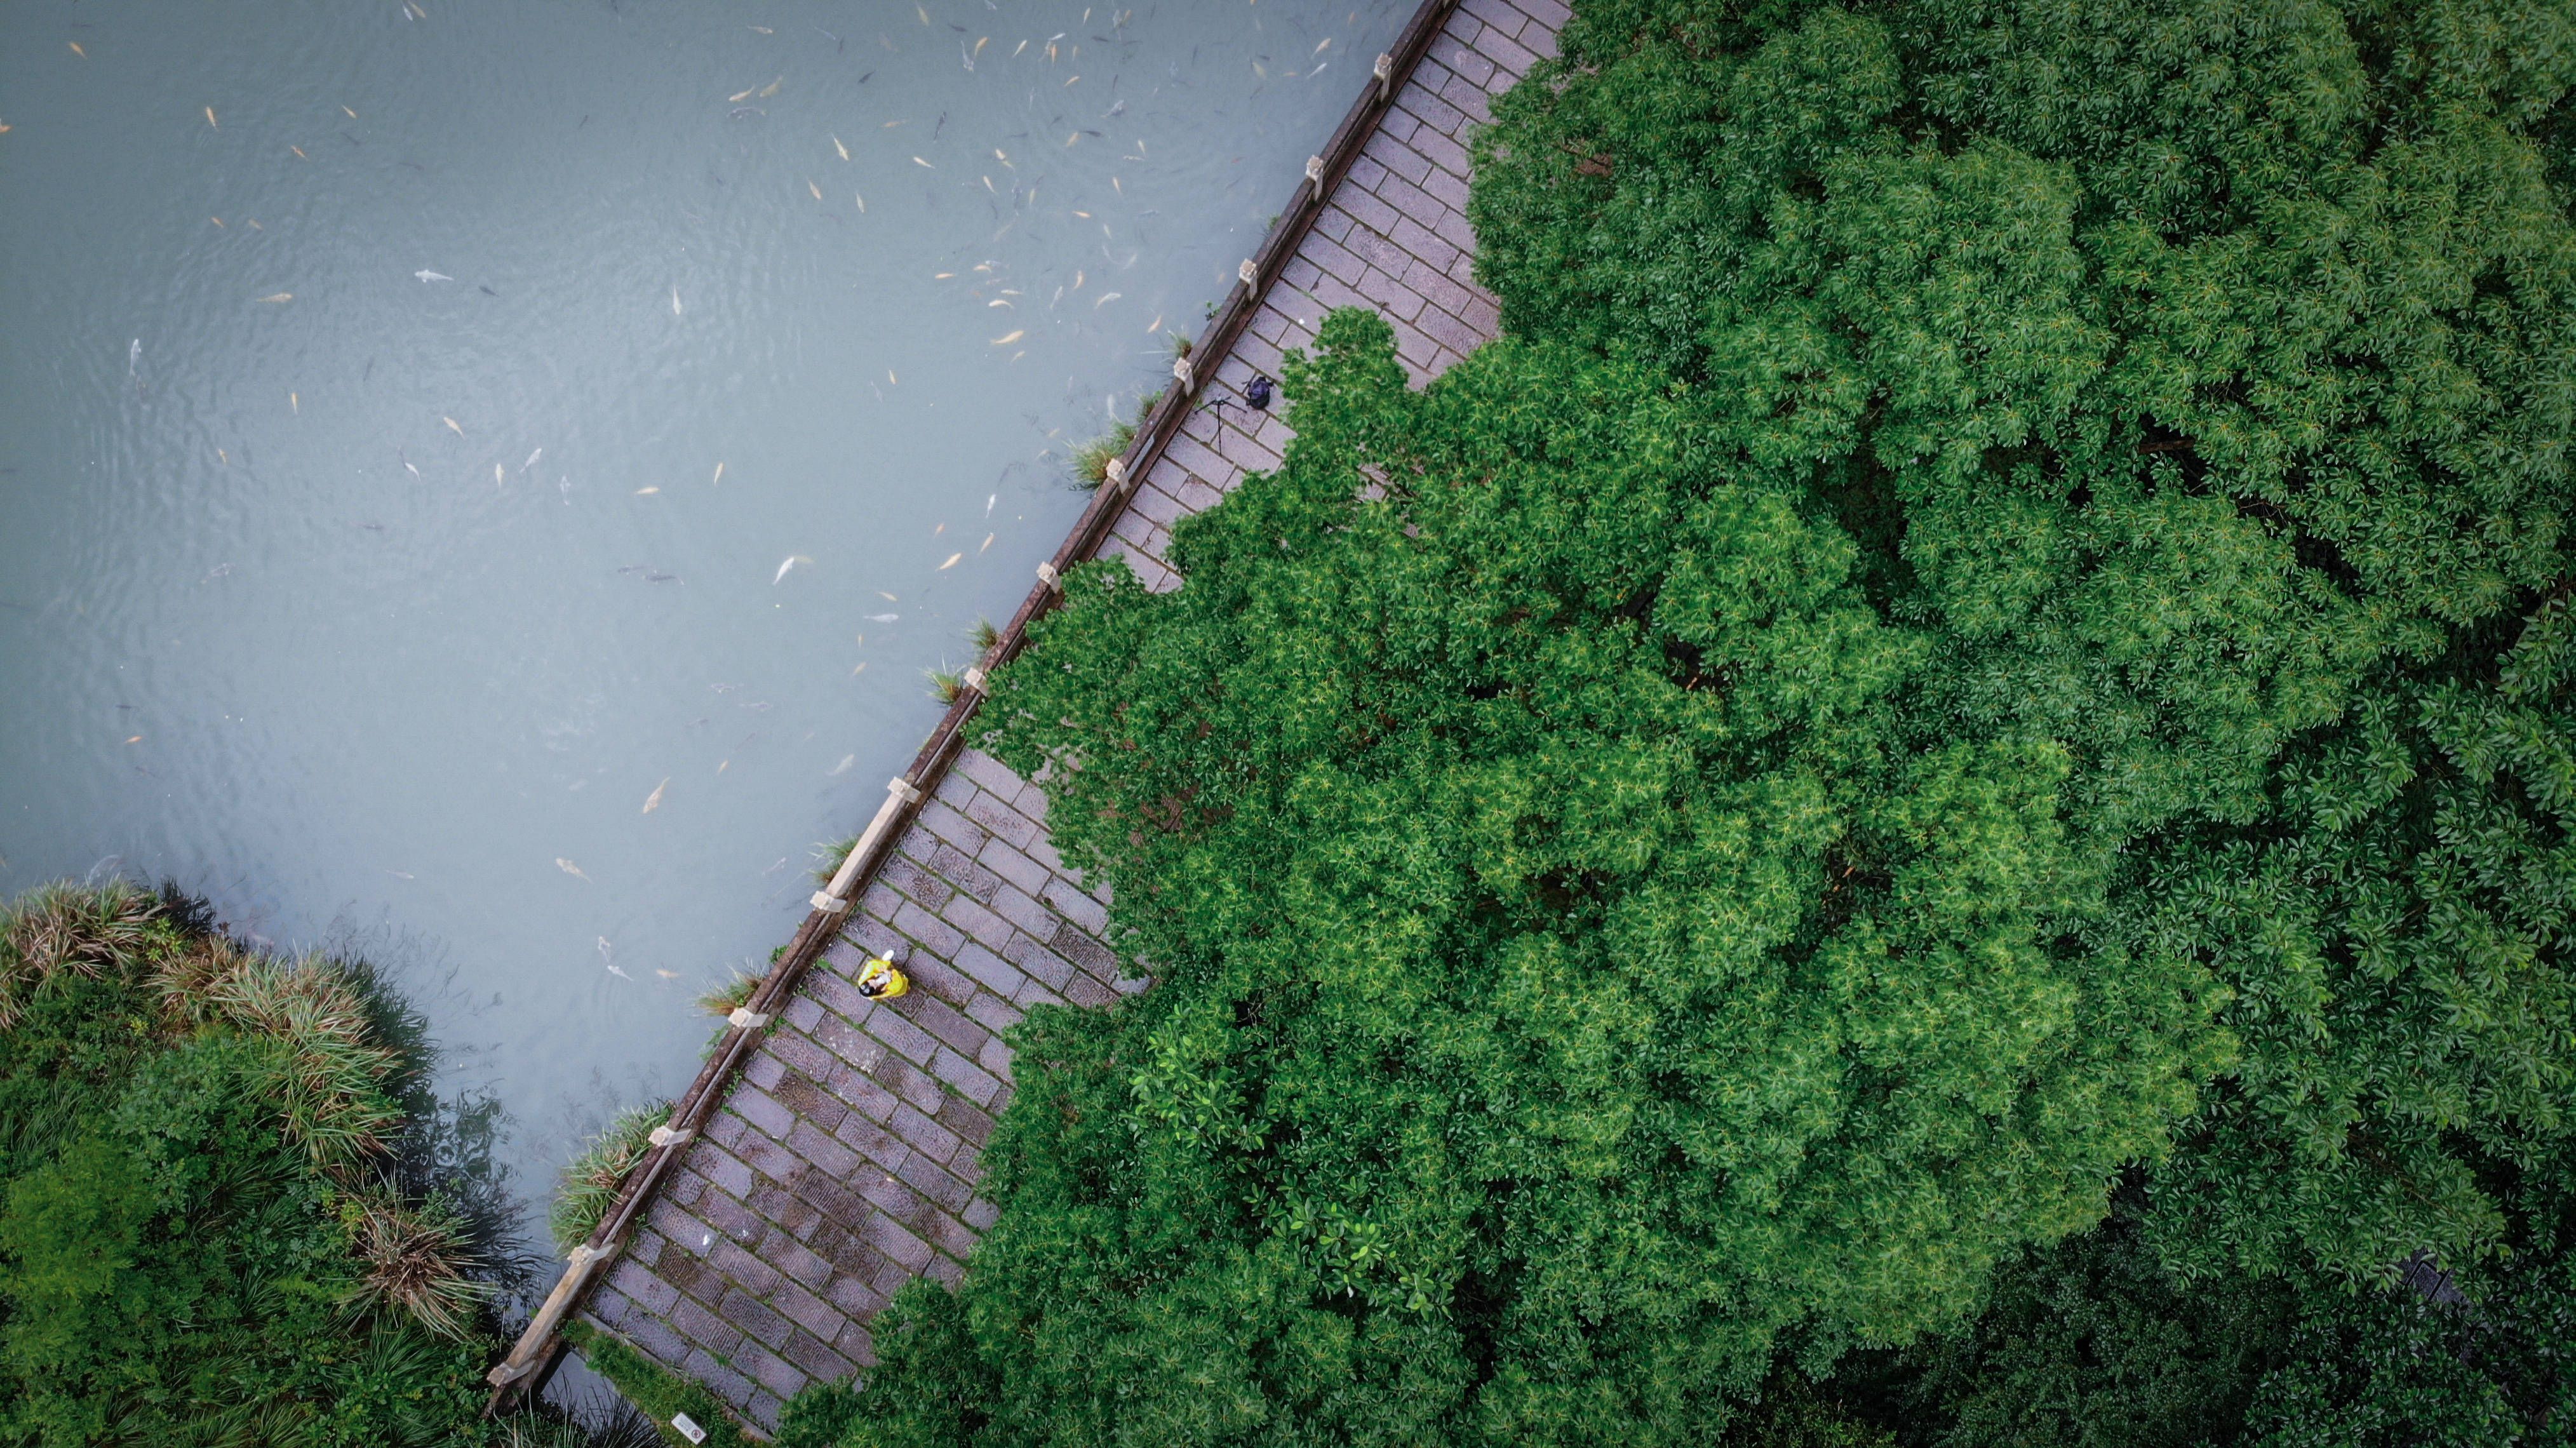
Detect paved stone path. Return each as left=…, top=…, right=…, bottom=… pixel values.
left=581, top=0, right=1564, bottom=1429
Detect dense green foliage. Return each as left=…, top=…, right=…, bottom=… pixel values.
left=0, top=883, right=630, bottom=1447
left=783, top=0, right=2575, bottom=1442
left=1834, top=1156, right=2575, bottom=1446
left=1466, top=0, right=2576, bottom=1284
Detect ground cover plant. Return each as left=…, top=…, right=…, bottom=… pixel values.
left=777, top=0, right=2575, bottom=1442
left=0, top=880, right=648, bottom=1447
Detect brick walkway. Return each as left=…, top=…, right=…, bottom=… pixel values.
left=580, top=0, right=1564, bottom=1430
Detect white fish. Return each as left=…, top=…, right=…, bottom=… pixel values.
left=556, top=857, right=592, bottom=881
left=400, top=449, right=420, bottom=479
left=671, top=286, right=683, bottom=316
left=642, top=777, right=668, bottom=813
left=598, top=936, right=632, bottom=979
left=984, top=493, right=995, bottom=517
left=827, top=754, right=855, bottom=776
left=864, top=612, right=899, bottom=622
left=128, top=339, right=140, bottom=377
left=523, top=446, right=543, bottom=472
left=415, top=269, right=453, bottom=282
left=773, top=555, right=812, bottom=584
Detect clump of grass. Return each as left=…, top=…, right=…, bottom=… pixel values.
left=549, top=1102, right=671, bottom=1255
left=0, top=878, right=161, bottom=1029
left=696, top=971, right=761, bottom=1019
left=1071, top=423, right=1137, bottom=489
left=927, top=667, right=965, bottom=704
left=1070, top=389, right=1166, bottom=491
left=969, top=617, right=1003, bottom=655
left=1169, top=328, right=1196, bottom=358
left=812, top=835, right=861, bottom=888
left=210, top=954, right=410, bottom=1170
left=563, top=1321, right=755, bottom=1447
left=341, top=1190, right=492, bottom=1340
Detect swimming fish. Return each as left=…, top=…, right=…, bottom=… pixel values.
left=833, top=134, right=849, bottom=160
left=642, top=777, right=668, bottom=814
left=415, top=269, right=452, bottom=281
left=443, top=415, right=462, bottom=435
left=938, top=552, right=962, bottom=569
left=712, top=462, right=725, bottom=485
left=523, top=446, right=542, bottom=471
left=636, top=486, right=660, bottom=495
left=493, top=462, right=504, bottom=486
left=598, top=937, right=630, bottom=979
left=864, top=612, right=899, bottom=622
left=981, top=532, right=995, bottom=552
left=400, top=448, right=419, bottom=479
left=128, top=339, right=140, bottom=376
left=828, top=754, right=855, bottom=776
left=290, top=392, right=299, bottom=414
left=773, top=555, right=812, bottom=584
left=985, top=493, right=996, bottom=516
left=656, top=969, right=681, bottom=979
left=808, top=180, right=822, bottom=199
left=292, top=145, right=306, bottom=158
left=728, top=86, right=756, bottom=102
left=991, top=329, right=1024, bottom=344
left=205, top=105, right=216, bottom=127
left=557, top=857, right=592, bottom=881
left=342, top=105, right=358, bottom=119
left=1095, top=291, right=1122, bottom=307
left=671, top=286, right=682, bottom=315
left=913, top=156, right=932, bottom=168
left=758, top=76, right=784, bottom=97
left=69, top=41, right=86, bottom=57
left=855, top=192, right=865, bottom=212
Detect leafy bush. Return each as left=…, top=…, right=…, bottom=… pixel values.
left=0, top=882, right=626, bottom=1446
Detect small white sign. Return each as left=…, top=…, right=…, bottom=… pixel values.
left=671, top=1412, right=708, bottom=1444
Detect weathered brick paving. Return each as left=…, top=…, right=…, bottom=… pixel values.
left=582, top=0, right=1563, bottom=1428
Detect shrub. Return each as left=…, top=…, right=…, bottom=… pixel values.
left=0, top=882, right=631, bottom=1445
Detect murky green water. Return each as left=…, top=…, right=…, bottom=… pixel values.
left=0, top=0, right=1398, bottom=1208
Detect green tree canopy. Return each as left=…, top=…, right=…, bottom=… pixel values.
left=1469, top=0, right=2576, bottom=1278
left=798, top=315, right=2227, bottom=1447
left=793, top=0, right=2576, bottom=1441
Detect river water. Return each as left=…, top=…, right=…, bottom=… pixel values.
left=0, top=0, right=1397, bottom=1216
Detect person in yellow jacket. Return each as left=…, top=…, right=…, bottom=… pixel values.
left=855, top=949, right=909, bottom=1000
